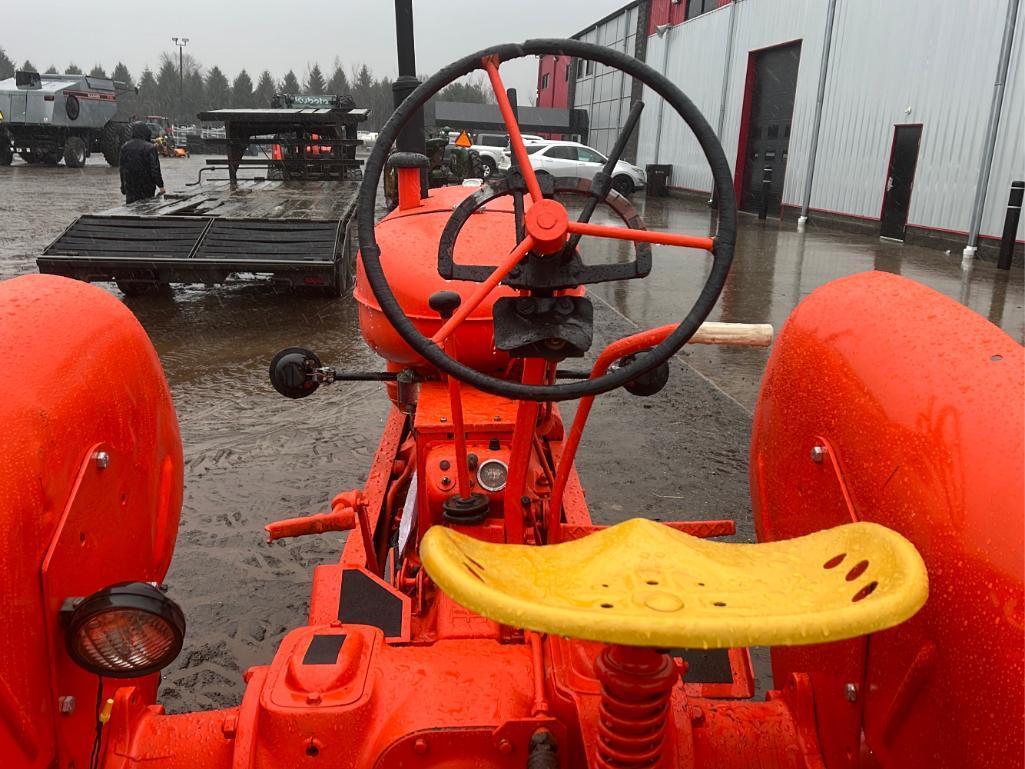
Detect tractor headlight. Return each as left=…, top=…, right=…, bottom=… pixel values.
left=65, top=582, right=185, bottom=678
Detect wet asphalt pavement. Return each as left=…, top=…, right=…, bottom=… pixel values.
left=1, top=154, right=1021, bottom=711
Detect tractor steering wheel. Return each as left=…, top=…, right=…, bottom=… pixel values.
left=357, top=39, right=736, bottom=402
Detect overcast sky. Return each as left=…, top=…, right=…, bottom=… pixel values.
left=4, top=0, right=626, bottom=103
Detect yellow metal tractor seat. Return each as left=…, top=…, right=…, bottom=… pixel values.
left=420, top=518, right=928, bottom=649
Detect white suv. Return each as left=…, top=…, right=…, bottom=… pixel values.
left=508, top=141, right=646, bottom=196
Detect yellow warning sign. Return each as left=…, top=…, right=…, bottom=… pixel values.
left=454, top=130, right=472, bottom=148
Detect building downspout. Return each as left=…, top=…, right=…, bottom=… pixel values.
left=652, top=23, right=672, bottom=164
left=797, top=0, right=838, bottom=233
left=711, top=0, right=740, bottom=206
left=962, top=0, right=1020, bottom=264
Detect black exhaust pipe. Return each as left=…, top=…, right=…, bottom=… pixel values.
left=393, top=0, right=427, bottom=192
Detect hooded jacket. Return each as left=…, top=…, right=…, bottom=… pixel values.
left=119, top=123, right=165, bottom=203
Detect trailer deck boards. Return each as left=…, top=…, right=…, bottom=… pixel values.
left=37, top=177, right=361, bottom=294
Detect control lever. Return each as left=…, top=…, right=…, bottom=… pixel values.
left=269, top=347, right=327, bottom=399
left=269, top=346, right=408, bottom=399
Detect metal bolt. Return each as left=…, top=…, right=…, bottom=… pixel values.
left=58, top=696, right=76, bottom=715
left=306, top=691, right=322, bottom=705
left=810, top=445, right=826, bottom=464
left=413, top=738, right=429, bottom=755
left=221, top=715, right=237, bottom=738
left=440, top=416, right=447, bottom=423
left=844, top=683, right=858, bottom=702
left=93, top=450, right=110, bottom=469
left=496, top=738, right=513, bottom=754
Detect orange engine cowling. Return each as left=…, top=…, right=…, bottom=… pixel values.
left=354, top=185, right=521, bottom=374
left=751, top=271, right=1024, bottom=769
left=0, top=275, right=183, bottom=769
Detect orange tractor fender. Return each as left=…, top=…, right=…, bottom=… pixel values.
left=0, top=275, right=183, bottom=769
left=751, top=270, right=1023, bottom=769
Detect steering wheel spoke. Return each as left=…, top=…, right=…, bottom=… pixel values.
left=482, top=56, right=544, bottom=204
left=566, top=221, right=714, bottom=252
left=432, top=235, right=536, bottom=345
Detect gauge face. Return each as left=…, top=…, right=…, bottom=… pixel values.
left=476, top=459, right=509, bottom=493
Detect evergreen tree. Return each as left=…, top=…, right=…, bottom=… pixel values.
left=0, top=47, right=14, bottom=79
left=111, top=63, right=137, bottom=118
left=327, top=59, right=349, bottom=95
left=352, top=63, right=374, bottom=111
left=111, top=62, right=133, bottom=87
left=156, top=57, right=180, bottom=118
left=253, top=70, right=276, bottom=107
left=137, top=68, right=158, bottom=117
left=279, top=69, right=300, bottom=95
left=183, top=70, right=205, bottom=122
left=89, top=65, right=107, bottom=78
left=22, top=60, right=37, bottom=73
left=204, top=66, right=231, bottom=110
left=305, top=63, right=326, bottom=95
left=438, top=74, right=492, bottom=104
left=231, top=69, right=254, bottom=107
left=44, top=65, right=58, bottom=74
left=64, top=63, right=82, bottom=75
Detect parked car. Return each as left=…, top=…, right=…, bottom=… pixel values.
left=469, top=132, right=544, bottom=177
left=508, top=140, right=646, bottom=196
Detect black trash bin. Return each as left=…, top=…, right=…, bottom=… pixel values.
left=646, top=164, right=671, bottom=197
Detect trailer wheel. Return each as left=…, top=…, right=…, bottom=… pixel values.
left=101, top=122, right=130, bottom=166
left=63, top=136, right=88, bottom=168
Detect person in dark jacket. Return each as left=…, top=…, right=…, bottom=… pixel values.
left=119, top=122, right=166, bottom=204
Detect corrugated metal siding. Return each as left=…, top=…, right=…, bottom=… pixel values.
left=638, top=0, right=826, bottom=200
left=633, top=0, right=1022, bottom=240
left=573, top=5, right=639, bottom=156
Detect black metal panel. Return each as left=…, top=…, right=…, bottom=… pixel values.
left=44, top=215, right=210, bottom=258
left=193, top=219, right=340, bottom=263
left=303, top=634, right=348, bottom=665
left=338, top=569, right=404, bottom=637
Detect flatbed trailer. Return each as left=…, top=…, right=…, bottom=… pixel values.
left=36, top=105, right=368, bottom=296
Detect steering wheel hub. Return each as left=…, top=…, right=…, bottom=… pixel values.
left=525, top=199, right=570, bottom=255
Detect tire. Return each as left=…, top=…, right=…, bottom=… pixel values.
left=101, top=122, right=130, bottom=166
left=0, top=142, right=11, bottom=166
left=65, top=93, right=81, bottom=121
left=115, top=279, right=173, bottom=297
left=480, top=156, right=496, bottom=179
left=63, top=136, right=88, bottom=168
left=20, top=151, right=39, bottom=164
left=612, top=174, right=634, bottom=197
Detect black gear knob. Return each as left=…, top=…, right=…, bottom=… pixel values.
left=269, top=347, right=323, bottom=399
left=428, top=290, right=462, bottom=319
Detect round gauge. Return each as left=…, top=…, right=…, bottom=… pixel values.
left=476, top=459, right=509, bottom=493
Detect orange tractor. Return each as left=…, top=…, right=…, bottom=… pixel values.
left=1, top=40, right=1022, bottom=769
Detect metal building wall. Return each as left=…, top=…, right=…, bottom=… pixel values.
left=572, top=4, right=641, bottom=156
left=634, top=0, right=1023, bottom=241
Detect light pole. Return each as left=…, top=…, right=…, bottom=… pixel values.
left=171, top=36, right=189, bottom=123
